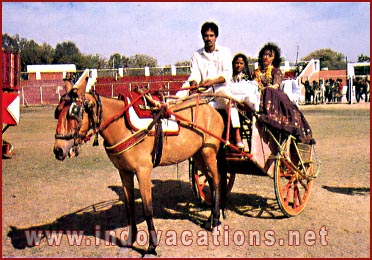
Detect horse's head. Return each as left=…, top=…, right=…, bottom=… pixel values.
left=53, top=69, right=98, bottom=160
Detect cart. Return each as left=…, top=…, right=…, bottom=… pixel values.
left=189, top=102, right=321, bottom=217
left=2, top=50, right=21, bottom=159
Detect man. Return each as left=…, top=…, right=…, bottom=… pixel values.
left=188, top=21, right=232, bottom=96
left=177, top=22, right=232, bottom=100
left=177, top=22, right=243, bottom=147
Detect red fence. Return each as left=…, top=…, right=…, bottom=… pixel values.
left=2, top=50, right=21, bottom=90
left=18, top=75, right=189, bottom=105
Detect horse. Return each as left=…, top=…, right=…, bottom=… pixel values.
left=53, top=71, right=224, bottom=255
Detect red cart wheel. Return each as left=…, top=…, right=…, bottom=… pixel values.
left=190, top=159, right=235, bottom=205
left=274, top=138, right=315, bottom=217
left=2, top=142, right=14, bottom=159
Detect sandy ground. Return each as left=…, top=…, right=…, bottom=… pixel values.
left=2, top=102, right=370, bottom=257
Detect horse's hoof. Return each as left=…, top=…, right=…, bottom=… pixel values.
left=118, top=247, right=130, bottom=255
left=143, top=253, right=157, bottom=258
left=143, top=245, right=157, bottom=258
left=212, top=224, right=222, bottom=235
left=118, top=247, right=141, bottom=257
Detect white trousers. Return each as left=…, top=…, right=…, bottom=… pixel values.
left=212, top=87, right=241, bottom=128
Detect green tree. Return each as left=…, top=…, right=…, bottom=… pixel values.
left=174, top=60, right=191, bottom=75
left=82, top=54, right=106, bottom=69
left=107, top=53, right=123, bottom=69
left=39, top=43, right=54, bottom=64
left=2, top=33, right=20, bottom=51
left=129, top=54, right=157, bottom=68
left=301, top=48, right=346, bottom=70
left=358, top=54, right=370, bottom=62
left=53, top=41, right=83, bottom=69
left=175, top=60, right=190, bottom=67
left=20, top=39, right=41, bottom=69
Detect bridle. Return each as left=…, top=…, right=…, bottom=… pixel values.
left=54, top=89, right=102, bottom=147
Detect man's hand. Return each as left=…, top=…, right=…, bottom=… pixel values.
left=199, top=79, right=215, bottom=88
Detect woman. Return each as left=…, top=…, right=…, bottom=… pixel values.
left=254, top=42, right=283, bottom=90
left=254, top=42, right=314, bottom=144
left=229, top=53, right=260, bottom=148
left=232, top=53, right=252, bottom=82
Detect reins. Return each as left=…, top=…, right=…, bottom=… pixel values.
left=83, top=89, right=151, bottom=143
left=57, top=85, right=253, bottom=158
left=166, top=107, right=253, bottom=159
left=140, top=91, right=254, bottom=159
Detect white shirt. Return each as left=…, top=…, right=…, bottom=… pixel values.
left=187, top=44, right=232, bottom=90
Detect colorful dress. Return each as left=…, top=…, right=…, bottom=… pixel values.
left=254, top=66, right=314, bottom=144
left=254, top=65, right=283, bottom=90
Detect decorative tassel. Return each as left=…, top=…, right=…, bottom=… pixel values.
left=93, top=133, right=99, bottom=146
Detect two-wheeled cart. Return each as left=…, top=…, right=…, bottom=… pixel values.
left=189, top=101, right=320, bottom=217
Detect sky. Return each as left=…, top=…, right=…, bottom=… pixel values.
left=2, top=2, right=370, bottom=66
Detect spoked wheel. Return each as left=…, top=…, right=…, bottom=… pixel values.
left=190, top=158, right=236, bottom=205
left=274, top=137, right=315, bottom=217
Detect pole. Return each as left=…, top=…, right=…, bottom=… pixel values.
left=295, top=45, right=299, bottom=65
left=346, top=56, right=351, bottom=104
left=40, top=85, right=43, bottom=104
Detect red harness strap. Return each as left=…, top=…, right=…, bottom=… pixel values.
left=84, top=90, right=150, bottom=143
left=166, top=106, right=253, bottom=160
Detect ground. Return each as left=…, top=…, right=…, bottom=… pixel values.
left=2, top=102, right=370, bottom=257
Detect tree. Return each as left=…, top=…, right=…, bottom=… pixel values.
left=128, top=54, right=157, bottom=68
left=301, top=48, right=346, bottom=70
left=107, top=53, right=123, bottom=69
left=53, top=41, right=83, bottom=69
left=175, top=60, right=190, bottom=67
left=39, top=43, right=54, bottom=64
left=2, top=33, right=20, bottom=51
left=82, top=54, right=106, bottom=69
left=20, top=39, right=41, bottom=70
left=173, top=60, right=191, bottom=75
left=358, top=54, right=370, bottom=62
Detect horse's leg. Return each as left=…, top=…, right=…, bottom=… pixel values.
left=136, top=168, right=158, bottom=255
left=200, top=148, right=221, bottom=229
left=217, top=146, right=228, bottom=219
left=119, top=171, right=137, bottom=247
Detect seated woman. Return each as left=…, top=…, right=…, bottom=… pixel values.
left=253, top=42, right=314, bottom=144
left=230, top=53, right=261, bottom=111
left=229, top=53, right=260, bottom=148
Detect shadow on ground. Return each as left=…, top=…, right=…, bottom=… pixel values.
left=7, top=179, right=283, bottom=252
left=322, top=185, right=370, bottom=196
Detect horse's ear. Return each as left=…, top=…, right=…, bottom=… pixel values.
left=64, top=80, right=74, bottom=93
left=73, top=69, right=90, bottom=99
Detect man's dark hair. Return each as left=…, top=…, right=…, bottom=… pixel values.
left=201, top=21, right=219, bottom=37
left=258, top=42, right=282, bottom=68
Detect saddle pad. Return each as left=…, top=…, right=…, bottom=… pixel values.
left=126, top=98, right=180, bottom=136
left=119, top=91, right=162, bottom=119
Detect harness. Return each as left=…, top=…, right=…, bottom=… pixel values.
left=55, top=88, right=166, bottom=165
left=54, top=89, right=102, bottom=146
left=55, top=89, right=246, bottom=165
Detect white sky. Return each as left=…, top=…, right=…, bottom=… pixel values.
left=2, top=2, right=370, bottom=65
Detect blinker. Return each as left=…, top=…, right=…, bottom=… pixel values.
left=69, top=102, right=83, bottom=120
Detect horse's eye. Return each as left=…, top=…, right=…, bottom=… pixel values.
left=69, top=102, right=82, bottom=120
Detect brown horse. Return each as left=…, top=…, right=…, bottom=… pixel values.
left=53, top=72, right=224, bottom=255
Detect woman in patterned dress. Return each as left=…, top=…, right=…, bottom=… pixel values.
left=253, top=42, right=314, bottom=144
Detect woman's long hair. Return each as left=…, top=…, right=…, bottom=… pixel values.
left=258, top=42, right=282, bottom=68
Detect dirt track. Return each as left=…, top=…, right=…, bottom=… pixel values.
left=2, top=102, right=370, bottom=257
